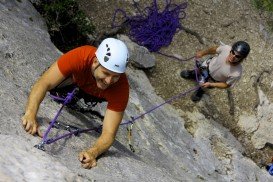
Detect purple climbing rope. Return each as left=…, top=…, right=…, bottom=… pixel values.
left=112, top=0, right=188, bottom=55
left=121, top=84, right=200, bottom=126
left=45, top=125, right=102, bottom=144
left=36, top=85, right=200, bottom=148
left=34, top=57, right=202, bottom=149
left=38, top=86, right=200, bottom=145
left=42, top=88, right=78, bottom=142
left=122, top=58, right=201, bottom=125
left=39, top=87, right=102, bottom=145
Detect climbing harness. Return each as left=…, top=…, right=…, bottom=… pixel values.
left=195, top=57, right=213, bottom=84
left=49, top=84, right=105, bottom=117
left=112, top=0, right=191, bottom=61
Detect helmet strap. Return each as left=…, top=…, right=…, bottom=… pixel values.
left=94, top=63, right=101, bottom=71
left=91, top=62, right=101, bottom=80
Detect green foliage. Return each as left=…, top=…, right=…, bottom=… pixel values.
left=252, top=0, right=273, bottom=11
left=252, top=0, right=273, bottom=33
left=33, top=0, right=95, bottom=52
left=267, top=19, right=273, bottom=32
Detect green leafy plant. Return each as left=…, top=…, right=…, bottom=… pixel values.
left=33, top=0, right=95, bottom=52
left=252, top=0, right=273, bottom=12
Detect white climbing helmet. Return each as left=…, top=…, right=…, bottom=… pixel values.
left=95, top=38, right=129, bottom=73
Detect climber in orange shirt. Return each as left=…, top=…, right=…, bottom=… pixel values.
left=21, top=38, right=130, bottom=169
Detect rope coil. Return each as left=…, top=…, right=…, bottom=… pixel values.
left=112, top=0, right=188, bottom=52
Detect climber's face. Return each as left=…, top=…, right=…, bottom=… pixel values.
left=91, top=58, right=120, bottom=90
left=227, top=50, right=243, bottom=64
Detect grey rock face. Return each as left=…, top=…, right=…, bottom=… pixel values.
left=0, top=0, right=272, bottom=181
left=250, top=88, right=273, bottom=149
left=118, top=34, right=156, bottom=69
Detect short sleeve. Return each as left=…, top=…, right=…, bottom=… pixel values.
left=57, top=46, right=96, bottom=77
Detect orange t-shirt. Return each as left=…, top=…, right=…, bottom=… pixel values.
left=57, top=45, right=129, bottom=112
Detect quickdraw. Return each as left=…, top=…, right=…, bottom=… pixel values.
left=127, top=122, right=135, bottom=152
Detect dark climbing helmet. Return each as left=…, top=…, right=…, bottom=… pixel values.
left=231, top=41, right=250, bottom=58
